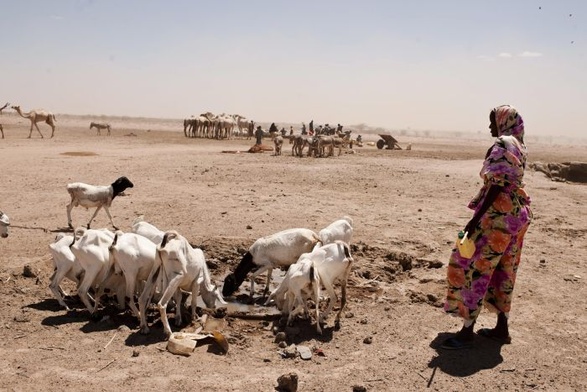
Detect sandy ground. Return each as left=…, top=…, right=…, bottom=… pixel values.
left=0, top=114, right=586, bottom=392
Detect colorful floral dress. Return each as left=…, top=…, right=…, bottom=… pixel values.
left=445, top=106, right=532, bottom=322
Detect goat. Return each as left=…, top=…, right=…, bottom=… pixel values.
left=273, top=135, right=283, bottom=156
left=139, top=230, right=226, bottom=336
left=0, top=210, right=9, bottom=238
left=222, top=228, right=320, bottom=299
left=69, top=228, right=126, bottom=314
left=108, top=231, right=158, bottom=319
left=131, top=215, right=165, bottom=245
left=267, top=240, right=353, bottom=334
left=265, top=257, right=319, bottom=328
left=49, top=231, right=125, bottom=311
left=89, top=122, right=111, bottom=136
left=319, top=216, right=354, bottom=245
left=48, top=233, right=85, bottom=310
left=66, top=176, right=134, bottom=230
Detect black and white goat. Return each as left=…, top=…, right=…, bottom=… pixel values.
left=222, top=228, right=320, bottom=299
left=66, top=176, right=134, bottom=230
left=0, top=210, right=9, bottom=238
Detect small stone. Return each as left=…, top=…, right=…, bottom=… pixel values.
left=363, top=336, right=373, bottom=344
left=263, top=358, right=271, bottom=363
left=539, top=259, right=546, bottom=264
left=276, top=372, right=298, bottom=392
left=274, top=332, right=287, bottom=343
left=132, top=350, right=139, bottom=357
left=246, top=225, right=253, bottom=230
left=345, top=312, right=354, bottom=319
left=278, top=341, right=287, bottom=348
left=22, top=265, right=37, bottom=278
left=360, top=318, right=368, bottom=325
left=117, top=325, right=131, bottom=333
left=353, top=385, right=367, bottom=392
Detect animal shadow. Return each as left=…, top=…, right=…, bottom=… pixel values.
left=428, top=332, right=504, bottom=377
left=50, top=226, right=74, bottom=233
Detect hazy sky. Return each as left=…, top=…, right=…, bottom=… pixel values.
left=1, top=1, right=585, bottom=136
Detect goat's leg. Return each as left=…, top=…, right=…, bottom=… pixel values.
left=158, top=273, right=183, bottom=337
left=248, top=265, right=270, bottom=300
left=66, top=200, right=75, bottom=229
left=124, top=275, right=140, bottom=319
left=262, top=267, right=273, bottom=299
left=102, top=206, right=118, bottom=230
left=319, top=280, right=338, bottom=323
left=78, top=268, right=100, bottom=314
left=86, top=205, right=103, bottom=229
left=49, top=268, right=72, bottom=310
left=335, top=265, right=352, bottom=327
left=174, top=288, right=184, bottom=327
left=138, top=264, right=161, bottom=334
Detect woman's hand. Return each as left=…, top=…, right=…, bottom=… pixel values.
left=464, top=218, right=479, bottom=237
left=464, top=184, right=504, bottom=237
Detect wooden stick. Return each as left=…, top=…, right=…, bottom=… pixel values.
left=97, top=359, right=116, bottom=373
left=103, top=332, right=118, bottom=350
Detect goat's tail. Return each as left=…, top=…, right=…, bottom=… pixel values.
left=160, top=230, right=179, bottom=249
left=69, top=226, right=86, bottom=248
left=342, top=241, right=353, bottom=263
left=109, top=231, right=123, bottom=274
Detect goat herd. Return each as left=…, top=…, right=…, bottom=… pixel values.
left=2, top=174, right=356, bottom=341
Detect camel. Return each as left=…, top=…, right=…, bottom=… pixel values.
left=90, top=122, right=111, bottom=136
left=12, top=105, right=57, bottom=138
left=0, top=102, right=9, bottom=139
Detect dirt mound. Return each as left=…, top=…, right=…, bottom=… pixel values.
left=531, top=161, right=587, bottom=183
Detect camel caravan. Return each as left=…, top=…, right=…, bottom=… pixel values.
left=183, top=112, right=255, bottom=140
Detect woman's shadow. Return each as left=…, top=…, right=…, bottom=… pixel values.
left=428, top=332, right=505, bottom=378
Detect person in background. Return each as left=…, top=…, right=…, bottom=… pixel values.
left=255, top=126, right=264, bottom=145
left=442, top=105, right=532, bottom=350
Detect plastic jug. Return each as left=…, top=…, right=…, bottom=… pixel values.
left=457, top=231, right=476, bottom=259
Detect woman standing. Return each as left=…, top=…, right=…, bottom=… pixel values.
left=443, top=105, right=532, bottom=349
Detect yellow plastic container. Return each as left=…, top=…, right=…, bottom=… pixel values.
left=457, top=231, right=476, bottom=259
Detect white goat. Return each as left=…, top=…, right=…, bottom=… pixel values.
left=0, top=210, right=9, bottom=238
left=222, top=228, right=320, bottom=299
left=319, top=216, right=354, bottom=245
left=268, top=240, right=353, bottom=334
left=69, top=228, right=123, bottom=314
left=49, top=231, right=125, bottom=311
left=139, top=230, right=226, bottom=336
left=48, top=233, right=85, bottom=310
left=131, top=215, right=164, bottom=245
left=266, top=257, right=319, bottom=328
left=108, top=231, right=158, bottom=319
left=66, top=176, right=134, bottom=230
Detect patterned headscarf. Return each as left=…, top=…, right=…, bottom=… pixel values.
left=493, top=105, right=525, bottom=143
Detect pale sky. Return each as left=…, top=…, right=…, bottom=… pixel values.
left=1, top=1, right=585, bottom=136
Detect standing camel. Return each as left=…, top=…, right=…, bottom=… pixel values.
left=0, top=102, right=9, bottom=139
left=11, top=105, right=57, bottom=138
